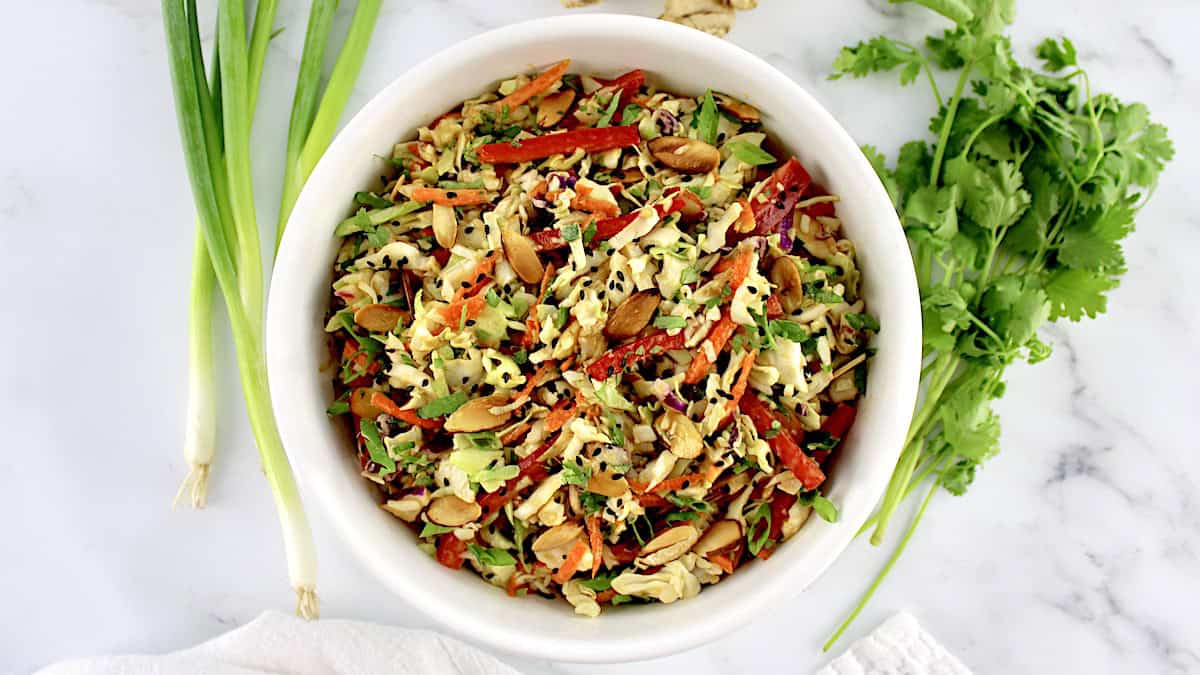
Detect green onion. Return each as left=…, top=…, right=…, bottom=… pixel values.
left=277, top=0, right=382, bottom=248
left=163, top=0, right=381, bottom=619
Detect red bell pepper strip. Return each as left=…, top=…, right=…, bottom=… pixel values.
left=529, top=194, right=688, bottom=251
left=435, top=534, right=469, bottom=570
left=600, top=69, right=645, bottom=105
left=585, top=329, right=687, bottom=380
left=765, top=294, right=785, bottom=318
left=744, top=157, right=812, bottom=239
left=479, top=432, right=561, bottom=514
left=478, top=125, right=640, bottom=164
left=768, top=490, right=797, bottom=541
left=813, top=403, right=857, bottom=463
left=739, top=394, right=825, bottom=490
left=800, top=183, right=837, bottom=219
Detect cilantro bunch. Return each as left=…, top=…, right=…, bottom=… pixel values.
left=823, top=0, right=1172, bottom=648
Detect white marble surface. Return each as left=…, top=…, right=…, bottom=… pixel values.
left=1, top=1, right=1197, bottom=673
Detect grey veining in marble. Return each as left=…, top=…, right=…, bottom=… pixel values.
left=1, top=1, right=1197, bottom=673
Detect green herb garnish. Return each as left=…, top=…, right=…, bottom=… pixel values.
left=696, top=89, right=719, bottom=145
left=417, top=391, right=467, bottom=418
left=468, top=544, right=517, bottom=566
left=728, top=141, right=775, bottom=166
left=358, top=418, right=395, bottom=473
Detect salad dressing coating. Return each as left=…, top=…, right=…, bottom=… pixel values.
left=326, top=60, right=877, bottom=614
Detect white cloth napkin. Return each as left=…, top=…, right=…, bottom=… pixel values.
left=35, top=611, right=519, bottom=675
left=819, top=612, right=972, bottom=675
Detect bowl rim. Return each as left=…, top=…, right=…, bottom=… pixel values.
left=267, top=13, right=920, bottom=663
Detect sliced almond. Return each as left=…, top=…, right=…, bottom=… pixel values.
left=586, top=471, right=629, bottom=498
left=350, top=387, right=384, bottom=418
left=354, top=303, right=406, bottom=333
left=432, top=203, right=458, bottom=248
left=604, top=291, right=660, bottom=340
left=648, top=136, right=721, bottom=174
left=621, top=167, right=644, bottom=183
left=536, top=89, right=576, bottom=128
left=444, top=395, right=513, bottom=433
left=637, top=524, right=700, bottom=566
left=501, top=228, right=544, bottom=285
left=770, top=256, right=804, bottom=312
left=692, top=519, right=742, bottom=556
left=532, top=522, right=584, bottom=552
left=714, top=92, right=761, bottom=123
left=654, top=409, right=703, bottom=459
left=426, top=495, right=482, bottom=527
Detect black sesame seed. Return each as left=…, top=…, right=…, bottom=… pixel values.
left=608, top=281, right=616, bottom=290
left=747, top=285, right=758, bottom=295
left=775, top=201, right=786, bottom=210
left=597, top=290, right=607, bottom=300
left=442, top=477, right=450, bottom=486
left=421, top=378, right=430, bottom=387
left=466, top=319, right=477, bottom=327
left=445, top=191, right=458, bottom=199
left=709, top=397, right=718, bottom=405
left=461, top=376, right=470, bottom=384
left=787, top=184, right=800, bottom=193
left=616, top=271, right=626, bottom=282
left=464, top=226, right=476, bottom=234
left=681, top=479, right=691, bottom=488
left=460, top=281, right=471, bottom=288
left=599, top=461, right=608, bottom=472
left=583, top=279, right=593, bottom=287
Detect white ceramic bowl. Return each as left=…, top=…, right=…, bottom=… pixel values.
left=267, top=13, right=920, bottom=663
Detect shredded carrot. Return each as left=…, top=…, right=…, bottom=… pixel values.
left=500, top=422, right=532, bottom=445
left=524, top=263, right=556, bottom=347
left=709, top=554, right=736, bottom=575
left=587, top=516, right=603, bottom=577
left=650, top=472, right=708, bottom=493
left=439, top=293, right=488, bottom=324
left=595, top=589, right=617, bottom=603
left=544, top=400, right=577, bottom=434
left=570, top=184, right=621, bottom=217
left=495, top=59, right=571, bottom=111
left=684, top=311, right=737, bottom=384
left=447, top=254, right=497, bottom=304
left=369, top=392, right=443, bottom=430
left=727, top=247, right=755, bottom=292
left=726, top=349, right=758, bottom=416
left=553, top=539, right=588, bottom=584
left=410, top=186, right=489, bottom=206
left=505, top=570, right=523, bottom=597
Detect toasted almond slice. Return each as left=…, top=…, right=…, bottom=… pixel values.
left=350, top=387, right=384, bottom=418
left=692, top=520, right=742, bottom=556
left=532, top=522, right=584, bottom=552
left=426, top=495, right=482, bottom=527
left=654, top=409, right=703, bottom=459
left=536, top=89, right=576, bottom=128
left=648, top=136, right=720, bottom=174
left=604, top=291, right=660, bottom=340
left=586, top=471, right=629, bottom=498
left=769, top=256, right=804, bottom=312
left=354, top=303, right=406, bottom=333
left=444, top=395, right=513, bottom=433
left=432, top=203, right=458, bottom=248
left=502, top=228, right=544, bottom=285
left=637, top=524, right=701, bottom=566
left=714, top=92, right=761, bottom=123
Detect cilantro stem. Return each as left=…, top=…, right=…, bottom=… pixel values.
left=929, top=58, right=975, bottom=186
left=825, top=478, right=939, bottom=652
left=869, top=436, right=924, bottom=545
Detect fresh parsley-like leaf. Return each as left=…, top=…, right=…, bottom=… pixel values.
left=355, top=191, right=393, bottom=208
left=469, top=544, right=517, bottom=567
left=595, top=93, right=622, bottom=128
left=420, top=522, right=455, bottom=538
left=358, top=418, right=395, bottom=473
left=843, top=313, right=881, bottom=332
left=697, top=90, right=719, bottom=145
left=728, top=141, right=776, bottom=166
left=417, top=391, right=467, bottom=419
left=653, top=315, right=687, bottom=329
left=561, top=460, right=591, bottom=487
left=561, top=223, right=581, bottom=242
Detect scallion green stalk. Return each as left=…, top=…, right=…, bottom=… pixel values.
left=164, top=0, right=317, bottom=616
left=276, top=0, right=382, bottom=248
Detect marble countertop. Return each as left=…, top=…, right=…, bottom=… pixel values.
left=2, top=1, right=1198, bottom=673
